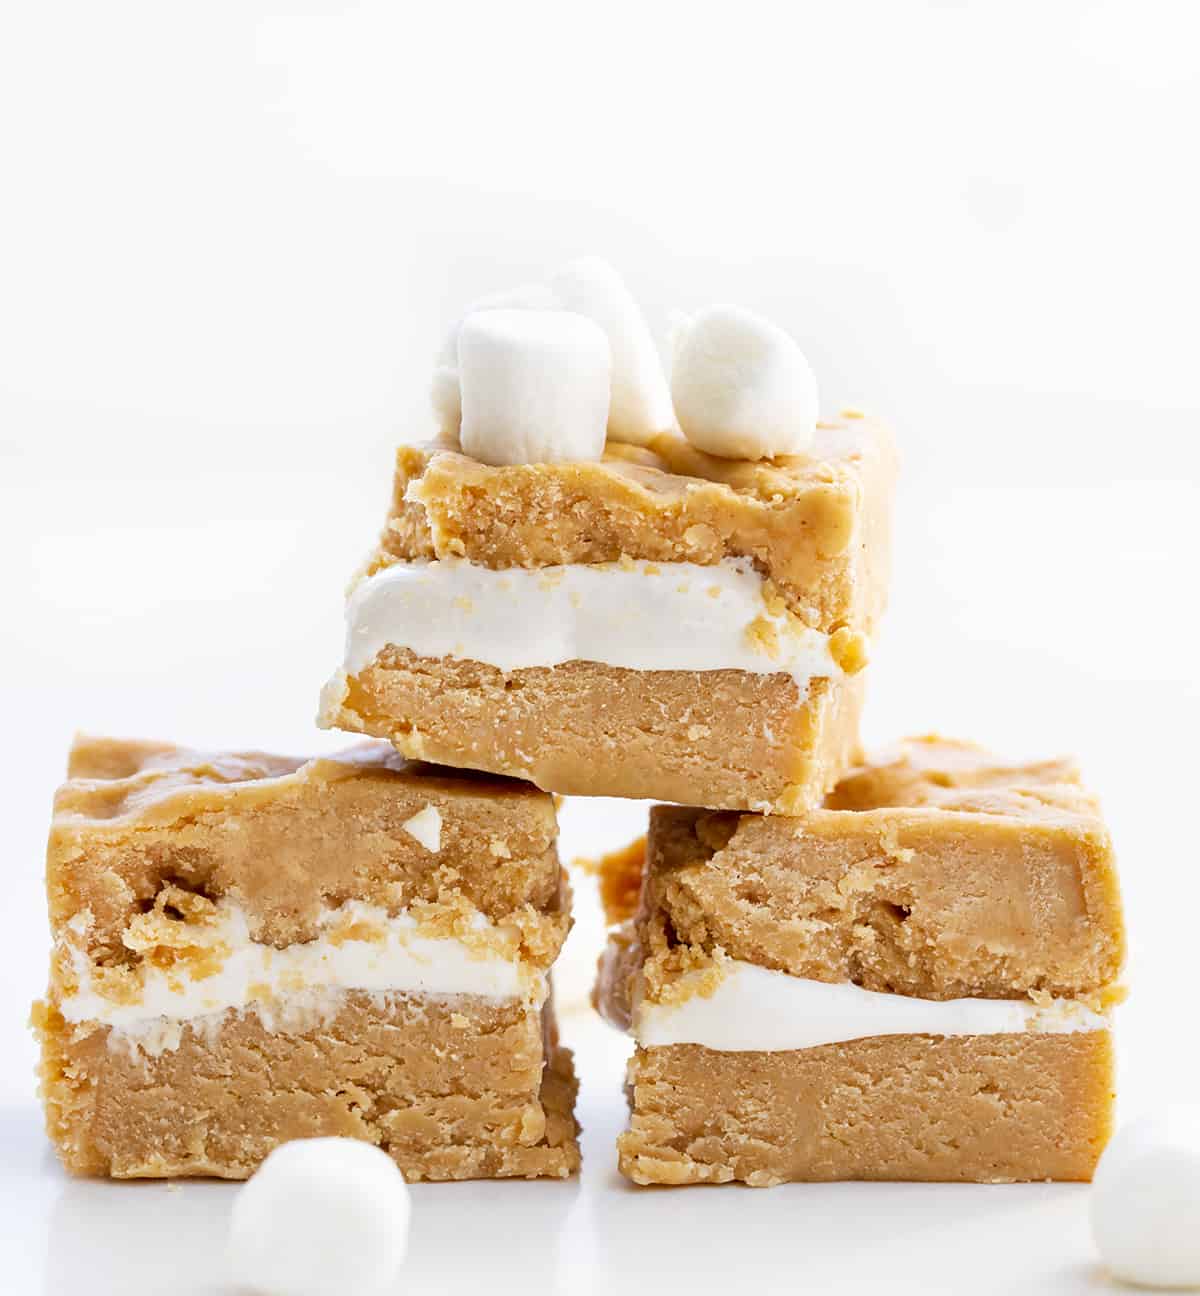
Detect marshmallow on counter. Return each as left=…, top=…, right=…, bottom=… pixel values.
left=549, top=255, right=676, bottom=446
left=670, top=304, right=819, bottom=460
left=1091, top=1109, right=1200, bottom=1289
left=431, top=256, right=672, bottom=448
left=228, top=1137, right=411, bottom=1296
left=457, top=309, right=611, bottom=466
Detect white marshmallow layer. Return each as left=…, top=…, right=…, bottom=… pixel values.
left=343, top=557, right=842, bottom=684
left=60, top=900, right=541, bottom=1046
left=633, top=958, right=1108, bottom=1052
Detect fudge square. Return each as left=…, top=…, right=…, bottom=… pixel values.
left=32, top=736, right=579, bottom=1181
left=595, top=736, right=1126, bottom=1186
left=319, top=414, right=897, bottom=814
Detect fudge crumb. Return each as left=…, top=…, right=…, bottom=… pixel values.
left=829, top=625, right=870, bottom=674
left=744, top=615, right=782, bottom=661
left=575, top=837, right=645, bottom=926
left=682, top=523, right=717, bottom=550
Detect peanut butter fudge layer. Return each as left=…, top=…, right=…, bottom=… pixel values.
left=620, top=1034, right=1113, bottom=1186
left=596, top=737, right=1124, bottom=1186
left=33, top=736, right=579, bottom=1181
left=320, top=416, right=895, bottom=813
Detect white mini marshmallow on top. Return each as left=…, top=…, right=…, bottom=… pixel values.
left=431, top=257, right=671, bottom=449
left=1091, top=1109, right=1200, bottom=1289
left=457, top=308, right=611, bottom=466
left=670, top=304, right=819, bottom=460
left=228, top=1137, right=411, bottom=1296
left=549, top=255, right=675, bottom=446
left=431, top=283, right=558, bottom=434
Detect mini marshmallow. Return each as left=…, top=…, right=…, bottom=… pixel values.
left=431, top=283, right=558, bottom=434
left=228, top=1137, right=411, bottom=1296
left=431, top=258, right=672, bottom=449
left=457, top=309, right=611, bottom=466
left=1091, top=1109, right=1200, bottom=1289
left=549, top=255, right=675, bottom=446
left=670, top=304, right=818, bottom=460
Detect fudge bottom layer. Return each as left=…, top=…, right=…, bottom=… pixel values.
left=323, top=650, right=866, bottom=814
left=620, top=1031, right=1114, bottom=1187
left=34, top=991, right=579, bottom=1181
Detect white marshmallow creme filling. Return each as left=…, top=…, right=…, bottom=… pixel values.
left=343, top=557, right=843, bottom=683
left=60, top=901, right=543, bottom=1053
left=633, top=958, right=1108, bottom=1053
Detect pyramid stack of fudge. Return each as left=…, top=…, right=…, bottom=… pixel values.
left=33, top=257, right=1125, bottom=1186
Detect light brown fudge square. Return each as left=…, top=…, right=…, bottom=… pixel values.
left=321, top=416, right=895, bottom=813
left=33, top=736, right=578, bottom=1181
left=595, top=736, right=1125, bottom=1185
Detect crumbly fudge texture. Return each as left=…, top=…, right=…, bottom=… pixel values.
left=619, top=1032, right=1114, bottom=1186
left=34, top=992, right=579, bottom=1181
left=376, top=416, right=896, bottom=633
left=49, top=736, right=566, bottom=968
left=622, top=736, right=1123, bottom=1006
left=323, top=654, right=866, bottom=813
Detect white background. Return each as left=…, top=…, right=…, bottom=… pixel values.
left=2, top=2, right=1199, bottom=1291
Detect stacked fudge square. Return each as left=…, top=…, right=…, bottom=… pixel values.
left=34, top=740, right=580, bottom=1180
left=34, top=259, right=1125, bottom=1187
left=596, top=740, right=1124, bottom=1185
left=319, top=415, right=892, bottom=812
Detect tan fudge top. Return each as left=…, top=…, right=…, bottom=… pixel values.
left=372, top=414, right=897, bottom=633
left=48, top=736, right=566, bottom=974
left=599, top=737, right=1125, bottom=1024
